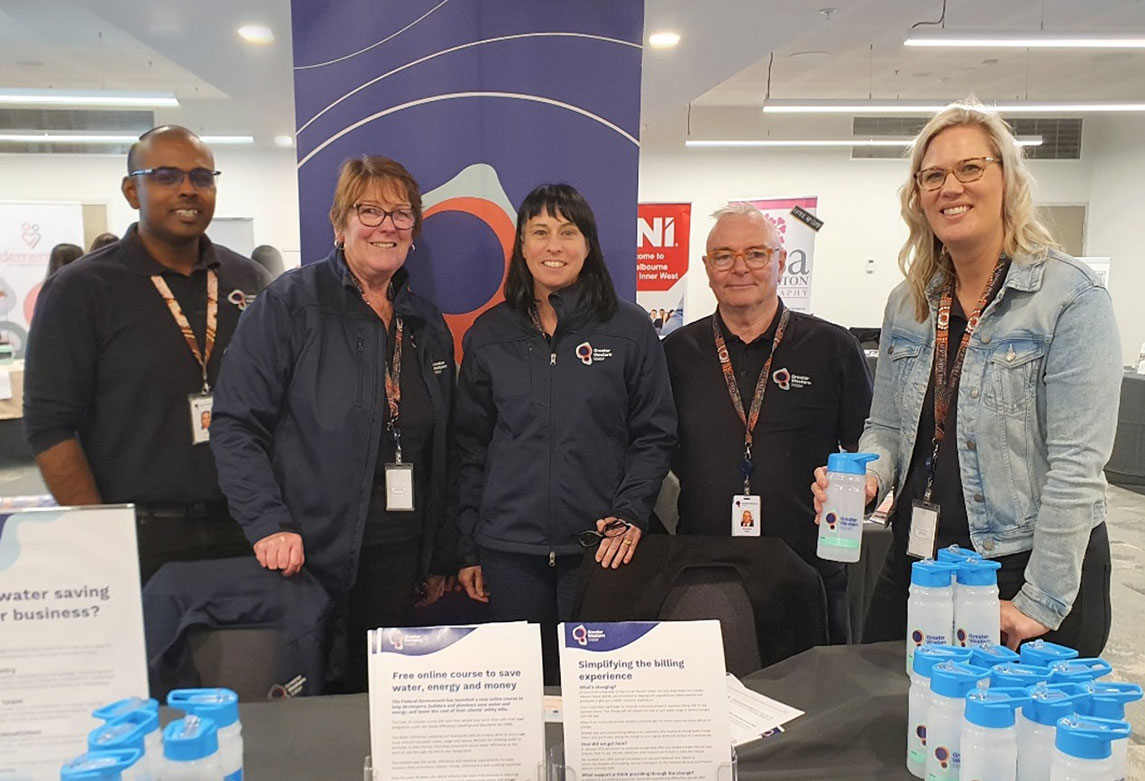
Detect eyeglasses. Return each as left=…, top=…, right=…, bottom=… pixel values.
left=575, top=518, right=631, bottom=548
left=355, top=203, right=415, bottom=230
left=914, top=157, right=999, bottom=191
left=129, top=167, right=221, bottom=189
left=706, top=247, right=784, bottom=270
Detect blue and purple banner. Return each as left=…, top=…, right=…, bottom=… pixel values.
left=291, top=1, right=644, bottom=349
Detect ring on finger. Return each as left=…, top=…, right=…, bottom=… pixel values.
left=621, top=539, right=632, bottom=546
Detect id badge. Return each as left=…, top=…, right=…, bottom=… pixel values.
left=731, top=494, right=761, bottom=538
left=385, top=463, right=415, bottom=512
left=189, top=393, right=213, bottom=445
left=907, top=500, right=940, bottom=559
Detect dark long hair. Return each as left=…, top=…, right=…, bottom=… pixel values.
left=504, top=184, right=618, bottom=321
left=46, top=243, right=83, bottom=279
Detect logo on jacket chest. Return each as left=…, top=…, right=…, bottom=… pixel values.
left=575, top=341, right=613, bottom=366
left=771, top=367, right=812, bottom=391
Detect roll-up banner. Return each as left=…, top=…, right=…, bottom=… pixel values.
left=733, top=197, right=818, bottom=313
left=636, top=203, right=690, bottom=339
left=291, top=1, right=645, bottom=353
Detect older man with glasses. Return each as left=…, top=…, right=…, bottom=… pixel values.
left=24, top=125, right=270, bottom=584
left=663, top=202, right=872, bottom=644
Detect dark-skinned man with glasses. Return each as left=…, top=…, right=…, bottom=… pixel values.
left=24, top=125, right=270, bottom=584
left=663, top=202, right=872, bottom=644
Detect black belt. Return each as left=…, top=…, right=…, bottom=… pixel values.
left=135, top=501, right=230, bottom=522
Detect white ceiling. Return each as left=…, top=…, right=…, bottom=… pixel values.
left=1, top=0, right=1143, bottom=148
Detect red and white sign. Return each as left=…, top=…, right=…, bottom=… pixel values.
left=732, top=197, right=818, bottom=313
left=636, top=203, right=690, bottom=338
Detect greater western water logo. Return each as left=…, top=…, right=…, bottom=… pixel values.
left=576, top=342, right=593, bottom=365
left=911, top=629, right=925, bottom=647
left=956, top=628, right=969, bottom=647
left=572, top=624, right=588, bottom=646
left=415, top=164, right=517, bottom=358
left=825, top=512, right=838, bottom=530
left=934, top=746, right=951, bottom=770
left=916, top=724, right=927, bottom=746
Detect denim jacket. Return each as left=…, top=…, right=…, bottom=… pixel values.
left=859, top=248, right=1121, bottom=629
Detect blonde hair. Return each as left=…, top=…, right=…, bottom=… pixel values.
left=898, top=99, right=1057, bottom=321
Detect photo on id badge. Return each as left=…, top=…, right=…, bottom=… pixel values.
left=732, top=495, right=761, bottom=537
left=189, top=393, right=213, bottom=445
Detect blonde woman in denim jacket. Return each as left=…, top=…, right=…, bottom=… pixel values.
left=813, top=100, right=1121, bottom=655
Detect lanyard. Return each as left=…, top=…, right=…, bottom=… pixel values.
left=924, top=256, right=1009, bottom=501
left=385, top=316, right=404, bottom=439
left=150, top=269, right=217, bottom=393
left=712, top=308, right=791, bottom=494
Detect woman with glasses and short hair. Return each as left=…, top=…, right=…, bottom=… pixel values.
left=210, top=155, right=457, bottom=691
left=812, top=99, right=1121, bottom=656
left=454, top=183, right=676, bottom=681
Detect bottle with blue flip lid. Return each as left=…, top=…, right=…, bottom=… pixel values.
left=952, top=557, right=1001, bottom=649
left=989, top=662, right=1052, bottom=689
left=59, top=749, right=146, bottom=780
left=906, top=560, right=959, bottom=675
left=817, top=452, right=878, bottom=563
left=161, top=715, right=221, bottom=779
left=1049, top=657, right=1113, bottom=684
left=1050, top=714, right=1131, bottom=781
left=925, top=660, right=992, bottom=780
left=1078, top=681, right=1142, bottom=781
left=91, top=698, right=158, bottom=723
left=907, top=644, right=974, bottom=778
left=959, top=684, right=1030, bottom=781
left=1016, top=682, right=1091, bottom=781
left=968, top=644, right=1020, bottom=669
left=168, top=688, right=242, bottom=781
left=87, top=709, right=160, bottom=776
left=1019, top=639, right=1078, bottom=668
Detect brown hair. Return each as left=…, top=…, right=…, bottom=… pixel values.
left=328, top=155, right=424, bottom=236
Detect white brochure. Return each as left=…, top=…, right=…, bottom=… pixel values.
left=368, top=622, right=545, bottom=780
left=0, top=505, right=148, bottom=779
left=559, top=620, right=732, bottom=779
left=725, top=673, right=804, bottom=746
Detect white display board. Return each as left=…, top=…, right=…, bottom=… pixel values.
left=559, top=620, right=732, bottom=779
left=0, top=202, right=85, bottom=357
left=368, top=622, right=545, bottom=780
left=0, top=505, right=148, bottom=779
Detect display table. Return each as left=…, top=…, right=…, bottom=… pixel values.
left=1107, top=371, right=1145, bottom=489
left=232, top=642, right=909, bottom=780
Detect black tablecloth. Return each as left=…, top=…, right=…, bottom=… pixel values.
left=1107, top=371, right=1145, bottom=488
left=846, top=522, right=893, bottom=644
left=234, top=642, right=909, bottom=780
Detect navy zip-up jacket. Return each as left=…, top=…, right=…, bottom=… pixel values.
left=454, top=283, right=676, bottom=564
left=210, top=249, right=456, bottom=596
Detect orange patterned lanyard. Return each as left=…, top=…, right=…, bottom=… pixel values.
left=150, top=269, right=217, bottom=393
left=713, top=308, right=791, bottom=494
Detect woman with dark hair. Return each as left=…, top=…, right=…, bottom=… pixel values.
left=211, top=155, right=456, bottom=691
left=455, top=183, right=675, bottom=680
left=46, top=243, right=83, bottom=279
left=88, top=233, right=119, bottom=252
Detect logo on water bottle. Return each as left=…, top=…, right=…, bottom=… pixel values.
left=911, top=629, right=925, bottom=647
left=825, top=512, right=838, bottom=530
left=956, top=628, right=968, bottom=647
left=934, top=746, right=951, bottom=769
left=916, top=724, right=927, bottom=746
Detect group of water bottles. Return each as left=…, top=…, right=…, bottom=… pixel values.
left=59, top=688, right=243, bottom=780
left=907, top=546, right=1139, bottom=781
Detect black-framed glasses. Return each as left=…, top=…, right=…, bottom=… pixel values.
left=914, top=157, right=999, bottom=191
left=575, top=518, right=631, bottom=548
left=129, top=167, right=221, bottom=189
left=355, top=203, right=415, bottom=230
left=706, top=247, right=783, bottom=270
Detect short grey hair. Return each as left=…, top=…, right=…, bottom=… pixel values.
left=707, top=202, right=780, bottom=248
left=710, top=201, right=763, bottom=221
